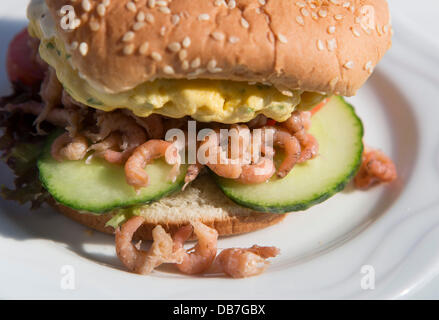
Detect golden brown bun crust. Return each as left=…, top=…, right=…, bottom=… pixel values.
left=45, top=0, right=392, bottom=96
left=49, top=174, right=286, bottom=240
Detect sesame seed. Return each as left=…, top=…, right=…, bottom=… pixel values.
left=343, top=2, right=350, bottom=8
left=211, top=31, right=225, bottom=41
left=139, top=42, right=149, bottom=55
left=70, top=41, right=79, bottom=50
left=156, top=0, right=167, bottom=6
left=151, top=52, right=162, bottom=61
left=327, top=39, right=337, bottom=51
left=122, top=31, right=135, bottom=42
left=103, top=0, right=110, bottom=6
left=97, top=4, right=106, bottom=16
left=228, top=0, right=236, bottom=9
left=133, top=22, right=145, bottom=31
left=258, top=0, right=266, bottom=5
left=364, top=61, right=374, bottom=73
left=82, top=0, right=91, bottom=12
left=241, top=18, right=250, bottom=29
left=295, top=1, right=306, bottom=8
left=123, top=44, right=135, bottom=55
left=179, top=49, right=188, bottom=61
left=328, top=26, right=336, bottom=34
left=171, top=14, right=180, bottom=25
left=126, top=2, right=136, bottom=12
left=191, top=57, right=201, bottom=68
left=311, top=11, right=318, bottom=20
left=330, top=0, right=340, bottom=4
left=182, top=60, right=189, bottom=70
left=148, top=0, right=155, bottom=8
left=318, top=9, right=327, bottom=18
left=296, top=16, right=304, bottom=26
left=145, top=13, right=155, bottom=23
left=277, top=33, right=288, bottom=44
left=207, top=59, right=217, bottom=71
left=168, top=42, right=181, bottom=52
left=198, top=13, right=210, bottom=21
left=159, top=7, right=171, bottom=14
left=79, top=42, right=88, bottom=56
left=89, top=21, right=100, bottom=31
left=301, top=8, right=309, bottom=17
left=160, top=26, right=166, bottom=36
left=182, top=36, right=191, bottom=48
left=281, top=90, right=293, bottom=97
left=214, top=0, right=226, bottom=7
left=163, top=65, right=175, bottom=74
left=317, top=40, right=324, bottom=51
left=351, top=27, right=361, bottom=37
left=71, top=18, right=81, bottom=29
left=137, top=11, right=145, bottom=22
left=334, top=14, right=344, bottom=21
left=188, top=68, right=206, bottom=78
left=344, top=61, right=354, bottom=69
left=228, top=36, right=240, bottom=44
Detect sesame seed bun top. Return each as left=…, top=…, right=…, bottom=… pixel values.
left=43, top=0, right=392, bottom=96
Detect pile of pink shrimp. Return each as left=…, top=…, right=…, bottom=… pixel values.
left=115, top=217, right=280, bottom=278
left=21, top=76, right=319, bottom=189
left=354, top=147, right=397, bottom=189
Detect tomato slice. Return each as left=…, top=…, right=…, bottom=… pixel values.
left=6, top=28, right=46, bottom=87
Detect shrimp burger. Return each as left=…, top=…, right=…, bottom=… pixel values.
left=1, top=0, right=392, bottom=242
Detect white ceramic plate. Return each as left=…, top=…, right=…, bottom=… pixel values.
left=1, top=0, right=438, bottom=299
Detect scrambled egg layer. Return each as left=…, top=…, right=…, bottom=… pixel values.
left=28, top=15, right=308, bottom=123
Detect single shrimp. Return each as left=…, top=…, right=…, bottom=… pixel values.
left=207, top=152, right=243, bottom=179
left=236, top=158, right=276, bottom=184
left=354, top=148, right=397, bottom=189
left=214, top=245, right=280, bottom=278
left=51, top=132, right=88, bottom=162
left=280, top=110, right=313, bottom=148
left=115, top=216, right=185, bottom=275
left=124, top=139, right=173, bottom=189
left=263, top=126, right=301, bottom=178
left=297, top=133, right=319, bottom=163
left=173, top=221, right=218, bottom=275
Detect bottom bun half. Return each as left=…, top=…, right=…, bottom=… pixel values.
left=50, top=174, right=286, bottom=241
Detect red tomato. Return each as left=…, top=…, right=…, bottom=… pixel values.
left=6, top=28, right=46, bottom=87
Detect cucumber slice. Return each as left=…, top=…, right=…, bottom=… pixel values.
left=38, top=134, right=187, bottom=213
left=215, top=96, right=364, bottom=213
